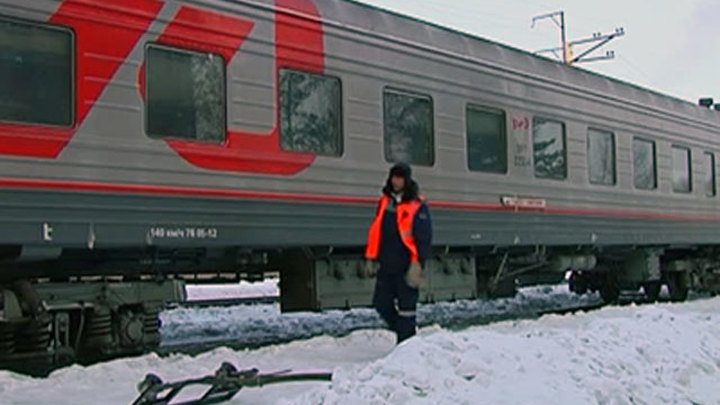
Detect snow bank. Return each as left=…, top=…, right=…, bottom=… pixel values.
left=1, top=297, right=717, bottom=404
left=0, top=331, right=395, bottom=404
left=294, top=298, right=720, bottom=405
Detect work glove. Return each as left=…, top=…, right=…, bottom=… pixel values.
left=405, top=261, right=427, bottom=289
left=358, top=260, right=377, bottom=278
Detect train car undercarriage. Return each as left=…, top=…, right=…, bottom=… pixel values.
left=0, top=277, right=184, bottom=374
left=1, top=244, right=719, bottom=373
left=277, top=245, right=720, bottom=312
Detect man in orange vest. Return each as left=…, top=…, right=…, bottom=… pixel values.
left=363, top=163, right=432, bottom=344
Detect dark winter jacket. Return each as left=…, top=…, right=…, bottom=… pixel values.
left=378, top=163, right=433, bottom=271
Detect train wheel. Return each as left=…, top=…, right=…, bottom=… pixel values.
left=667, top=272, right=689, bottom=302
left=642, top=281, right=661, bottom=301
left=599, top=273, right=620, bottom=303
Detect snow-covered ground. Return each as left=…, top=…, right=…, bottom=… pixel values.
left=0, top=286, right=718, bottom=404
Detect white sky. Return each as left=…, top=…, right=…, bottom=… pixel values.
left=352, top=0, right=720, bottom=105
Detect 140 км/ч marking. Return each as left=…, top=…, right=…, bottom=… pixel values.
left=148, top=227, right=218, bottom=239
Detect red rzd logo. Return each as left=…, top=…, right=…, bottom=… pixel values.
left=512, top=117, right=529, bottom=131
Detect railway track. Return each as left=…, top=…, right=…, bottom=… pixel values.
left=534, top=290, right=713, bottom=317
left=156, top=299, right=608, bottom=357
left=173, top=295, right=279, bottom=308
left=160, top=289, right=715, bottom=358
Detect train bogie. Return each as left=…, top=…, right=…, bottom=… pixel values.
left=0, top=280, right=183, bottom=372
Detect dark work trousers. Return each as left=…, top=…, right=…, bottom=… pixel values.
left=372, top=265, right=419, bottom=344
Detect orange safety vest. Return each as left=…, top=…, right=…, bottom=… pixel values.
left=365, top=195, right=423, bottom=263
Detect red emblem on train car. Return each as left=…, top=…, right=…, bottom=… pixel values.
left=1, top=0, right=324, bottom=176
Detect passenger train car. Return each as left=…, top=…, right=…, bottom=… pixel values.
left=1, top=0, right=719, bottom=365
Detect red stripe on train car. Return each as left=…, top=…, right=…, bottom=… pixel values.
left=0, top=177, right=375, bottom=206
left=0, top=0, right=163, bottom=158
left=2, top=177, right=720, bottom=223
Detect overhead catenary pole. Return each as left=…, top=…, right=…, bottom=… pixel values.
left=532, top=11, right=624, bottom=65
left=531, top=11, right=568, bottom=64
left=560, top=12, right=568, bottom=64
left=567, top=28, right=625, bottom=64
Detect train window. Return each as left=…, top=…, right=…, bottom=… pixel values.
left=145, top=44, right=225, bottom=142
left=280, top=69, right=342, bottom=156
left=533, top=117, right=566, bottom=180
left=705, top=152, right=716, bottom=197
left=671, top=146, right=691, bottom=193
left=383, top=88, right=434, bottom=166
left=466, top=105, right=507, bottom=173
left=633, top=138, right=657, bottom=190
left=0, top=18, right=73, bottom=126
left=587, top=128, right=616, bottom=185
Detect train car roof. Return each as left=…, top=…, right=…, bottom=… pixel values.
left=230, top=0, right=720, bottom=126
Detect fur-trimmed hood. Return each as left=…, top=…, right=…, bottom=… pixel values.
left=382, top=163, right=420, bottom=202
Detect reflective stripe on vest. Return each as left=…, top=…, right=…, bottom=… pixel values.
left=365, top=195, right=423, bottom=263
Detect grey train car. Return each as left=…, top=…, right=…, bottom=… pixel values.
left=1, top=0, right=719, bottom=365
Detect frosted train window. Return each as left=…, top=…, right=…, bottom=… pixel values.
left=145, top=45, right=225, bottom=142
left=280, top=70, right=342, bottom=156
left=466, top=105, right=507, bottom=174
left=633, top=138, right=657, bottom=190
left=383, top=89, right=434, bottom=166
left=587, top=128, right=616, bottom=185
left=0, top=17, right=73, bottom=126
left=671, top=145, right=691, bottom=193
left=533, top=117, right=566, bottom=180
left=705, top=152, right=716, bottom=197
